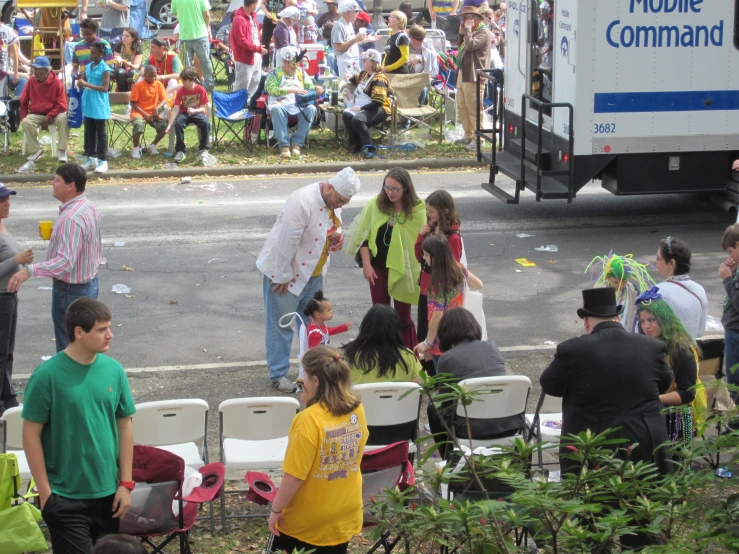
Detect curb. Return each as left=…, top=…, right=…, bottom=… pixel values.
left=2, top=157, right=484, bottom=184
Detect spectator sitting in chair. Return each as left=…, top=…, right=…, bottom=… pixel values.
left=140, top=38, right=182, bottom=92
left=164, top=67, right=212, bottom=164
left=265, top=46, right=324, bottom=159
left=342, top=49, right=390, bottom=158
left=130, top=65, right=168, bottom=159
left=407, top=25, right=439, bottom=77
left=20, top=56, right=69, bottom=164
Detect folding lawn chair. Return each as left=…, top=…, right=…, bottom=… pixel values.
left=0, top=453, right=46, bottom=554
left=360, top=441, right=415, bottom=554
left=210, top=37, right=235, bottom=90
left=354, top=382, right=422, bottom=460
left=386, top=72, right=444, bottom=142
left=211, top=89, right=255, bottom=151
left=122, top=445, right=224, bottom=554
left=130, top=0, right=163, bottom=40
left=108, top=92, right=138, bottom=150
left=525, top=391, right=562, bottom=470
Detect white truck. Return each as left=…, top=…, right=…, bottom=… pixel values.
left=480, top=0, right=739, bottom=205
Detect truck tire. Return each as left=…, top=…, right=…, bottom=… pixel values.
left=150, top=0, right=176, bottom=27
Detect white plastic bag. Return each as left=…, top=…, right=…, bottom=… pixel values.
left=173, top=466, right=203, bottom=516
left=459, top=239, right=488, bottom=341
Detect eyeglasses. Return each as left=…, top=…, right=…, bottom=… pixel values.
left=383, top=184, right=404, bottom=194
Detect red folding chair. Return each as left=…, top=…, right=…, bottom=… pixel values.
left=122, top=445, right=225, bottom=554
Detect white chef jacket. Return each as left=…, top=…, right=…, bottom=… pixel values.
left=257, top=182, right=342, bottom=296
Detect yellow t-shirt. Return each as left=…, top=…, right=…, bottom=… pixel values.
left=312, top=209, right=339, bottom=277
left=279, top=402, right=368, bottom=546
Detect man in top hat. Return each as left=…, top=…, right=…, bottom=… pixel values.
left=257, top=167, right=361, bottom=392
left=540, top=287, right=673, bottom=475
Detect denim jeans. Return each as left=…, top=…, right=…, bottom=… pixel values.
left=52, top=276, right=99, bottom=352
left=269, top=104, right=316, bottom=148
left=174, top=113, right=211, bottom=153
left=263, top=274, right=323, bottom=381
left=9, top=75, right=27, bottom=98
left=0, top=293, right=18, bottom=412
left=183, top=36, right=214, bottom=92
left=726, top=329, right=739, bottom=401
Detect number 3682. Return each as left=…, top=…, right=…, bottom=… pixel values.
left=594, top=123, right=616, bottom=134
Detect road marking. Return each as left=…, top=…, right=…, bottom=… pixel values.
left=12, top=343, right=560, bottom=380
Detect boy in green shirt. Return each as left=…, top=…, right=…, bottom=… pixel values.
left=22, top=298, right=136, bottom=553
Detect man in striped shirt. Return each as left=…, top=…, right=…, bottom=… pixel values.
left=429, top=0, right=460, bottom=31
left=8, top=164, right=105, bottom=351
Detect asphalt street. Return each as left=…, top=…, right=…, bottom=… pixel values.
left=3, top=169, right=734, bottom=454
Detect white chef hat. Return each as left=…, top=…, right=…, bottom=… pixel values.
left=329, top=167, right=361, bottom=198
left=338, top=0, right=360, bottom=13
left=278, top=6, right=301, bottom=20
left=280, top=46, right=301, bottom=63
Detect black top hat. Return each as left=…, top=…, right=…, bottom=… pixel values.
left=576, top=288, right=624, bottom=319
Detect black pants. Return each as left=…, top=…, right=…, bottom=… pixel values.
left=262, top=17, right=276, bottom=69
left=342, top=107, right=387, bottom=152
left=0, top=293, right=17, bottom=413
left=114, top=67, right=134, bottom=92
left=269, top=532, right=348, bottom=554
left=417, top=293, right=436, bottom=376
left=83, top=117, right=107, bottom=161
left=174, top=113, right=211, bottom=153
left=43, top=493, right=119, bottom=553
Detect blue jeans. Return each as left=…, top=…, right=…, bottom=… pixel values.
left=52, top=276, right=99, bottom=352
left=184, top=36, right=214, bottom=92
left=269, top=104, right=316, bottom=148
left=263, top=274, right=323, bottom=381
left=9, top=75, right=27, bottom=98
left=726, top=329, right=739, bottom=401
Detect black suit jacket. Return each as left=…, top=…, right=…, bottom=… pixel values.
left=540, top=321, right=673, bottom=474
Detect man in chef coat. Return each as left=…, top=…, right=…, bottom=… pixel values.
left=257, top=167, right=361, bottom=392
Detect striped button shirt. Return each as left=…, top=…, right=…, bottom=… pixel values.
left=432, top=0, right=456, bottom=14
left=28, top=195, right=105, bottom=284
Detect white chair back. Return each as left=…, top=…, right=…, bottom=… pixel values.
left=219, top=397, right=299, bottom=441
left=456, top=376, right=532, bottom=420
left=353, top=382, right=422, bottom=426
left=1, top=406, right=22, bottom=450
left=424, top=28, right=447, bottom=54
left=132, top=399, right=209, bottom=446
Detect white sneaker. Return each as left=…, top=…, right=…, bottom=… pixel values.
left=81, top=157, right=97, bottom=171
left=465, top=140, right=478, bottom=150
left=147, top=144, right=159, bottom=155
left=174, top=151, right=185, bottom=162
left=272, top=377, right=297, bottom=393
left=27, top=150, right=43, bottom=162
left=57, top=152, right=68, bottom=163
left=131, top=147, right=142, bottom=159
left=93, top=160, right=108, bottom=173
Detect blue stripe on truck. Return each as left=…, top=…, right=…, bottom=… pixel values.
left=593, top=91, right=739, bottom=113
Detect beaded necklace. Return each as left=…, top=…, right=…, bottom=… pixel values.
left=311, top=319, right=331, bottom=344
left=382, top=211, right=407, bottom=247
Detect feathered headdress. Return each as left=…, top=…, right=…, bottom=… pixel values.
left=585, top=252, right=655, bottom=292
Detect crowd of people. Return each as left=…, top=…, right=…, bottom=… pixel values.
left=0, top=161, right=735, bottom=552
left=4, top=0, right=511, bottom=170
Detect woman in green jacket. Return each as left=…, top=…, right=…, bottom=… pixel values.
left=347, top=167, right=425, bottom=349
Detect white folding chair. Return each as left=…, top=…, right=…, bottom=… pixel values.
left=353, top=382, right=422, bottom=457
left=454, top=376, right=532, bottom=450
left=218, top=397, right=299, bottom=527
left=21, top=123, right=59, bottom=157
left=132, top=399, right=210, bottom=469
left=1, top=406, right=30, bottom=481
left=525, top=392, right=563, bottom=470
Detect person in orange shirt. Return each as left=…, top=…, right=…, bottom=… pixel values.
left=129, top=65, right=168, bottom=159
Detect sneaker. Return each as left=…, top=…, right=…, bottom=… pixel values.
left=27, top=150, right=43, bottom=162
left=454, top=138, right=470, bottom=146
left=131, top=147, right=142, bottom=159
left=280, top=146, right=291, bottom=159
left=466, top=140, right=478, bottom=150
left=81, top=157, right=97, bottom=171
left=272, top=376, right=297, bottom=393
left=173, top=151, right=186, bottom=162
left=57, top=152, right=68, bottom=163
left=94, top=160, right=108, bottom=173
left=291, top=144, right=301, bottom=157
left=147, top=144, right=159, bottom=155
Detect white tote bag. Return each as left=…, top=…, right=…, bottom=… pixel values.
left=459, top=239, right=488, bottom=341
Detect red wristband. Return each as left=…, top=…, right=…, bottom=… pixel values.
left=119, top=480, right=135, bottom=491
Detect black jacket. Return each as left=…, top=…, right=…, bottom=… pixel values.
left=540, top=321, right=673, bottom=474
